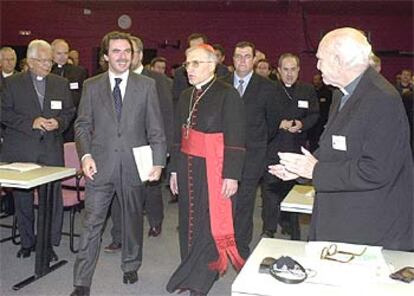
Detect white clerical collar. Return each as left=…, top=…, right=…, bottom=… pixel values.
left=2, top=71, right=13, bottom=78
left=133, top=65, right=144, bottom=75
left=57, top=64, right=64, bottom=68
left=195, top=75, right=215, bottom=90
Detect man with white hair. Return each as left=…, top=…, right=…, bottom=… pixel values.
left=2, top=39, right=75, bottom=258
left=167, top=44, right=246, bottom=296
left=269, top=27, right=414, bottom=251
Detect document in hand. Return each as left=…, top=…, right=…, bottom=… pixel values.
left=0, top=162, right=42, bottom=173
left=132, top=145, right=153, bottom=182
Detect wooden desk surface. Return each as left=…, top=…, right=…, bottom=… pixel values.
left=280, top=185, right=314, bottom=214
left=232, top=238, right=414, bottom=296
left=0, top=166, right=76, bottom=189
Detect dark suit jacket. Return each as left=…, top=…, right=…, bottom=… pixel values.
left=51, top=63, right=88, bottom=108
left=222, top=73, right=280, bottom=179
left=141, top=68, right=174, bottom=152
left=311, top=67, right=414, bottom=251
left=75, top=71, right=167, bottom=186
left=1, top=72, right=75, bottom=165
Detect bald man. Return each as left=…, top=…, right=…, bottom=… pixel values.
left=269, top=27, right=414, bottom=251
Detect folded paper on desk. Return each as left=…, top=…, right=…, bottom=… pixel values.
left=0, top=162, right=42, bottom=172
left=132, top=145, right=153, bottom=182
left=303, top=241, right=391, bottom=286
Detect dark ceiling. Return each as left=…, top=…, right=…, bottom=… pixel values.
left=55, top=0, right=413, bottom=16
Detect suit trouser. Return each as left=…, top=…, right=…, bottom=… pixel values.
left=110, top=180, right=164, bottom=244
left=14, top=182, right=63, bottom=248
left=233, top=177, right=262, bottom=260
left=73, top=179, right=144, bottom=287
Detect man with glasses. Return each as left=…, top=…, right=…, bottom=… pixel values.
left=167, top=44, right=245, bottom=296
left=222, top=41, right=281, bottom=260
left=1, top=39, right=75, bottom=260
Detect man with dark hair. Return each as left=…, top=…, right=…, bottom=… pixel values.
left=150, top=56, right=168, bottom=75
left=2, top=39, right=75, bottom=260
left=103, top=35, right=173, bottom=254
left=212, top=43, right=229, bottom=77
left=222, top=41, right=280, bottom=259
left=71, top=31, right=166, bottom=296
left=396, top=69, right=413, bottom=97
left=255, top=58, right=272, bottom=79
left=51, top=39, right=88, bottom=141
left=262, top=52, right=319, bottom=239
left=167, top=44, right=245, bottom=296
left=270, top=27, right=413, bottom=251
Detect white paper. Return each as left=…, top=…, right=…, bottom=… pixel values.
left=0, top=162, right=42, bottom=172
left=132, top=145, right=153, bottom=182
left=50, top=100, right=62, bottom=110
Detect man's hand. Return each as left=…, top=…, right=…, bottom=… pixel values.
left=279, top=119, right=294, bottom=130
left=43, top=118, right=59, bottom=131
left=221, top=178, right=238, bottom=198
left=169, top=173, right=178, bottom=195
left=82, top=155, right=97, bottom=180
left=148, top=166, right=163, bottom=182
left=278, top=147, right=318, bottom=179
left=268, top=164, right=299, bottom=181
left=287, top=120, right=303, bottom=133
left=32, top=117, right=48, bottom=131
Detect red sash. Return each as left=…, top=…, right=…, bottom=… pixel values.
left=181, top=127, right=245, bottom=274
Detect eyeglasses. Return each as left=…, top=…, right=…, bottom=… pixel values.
left=182, top=60, right=213, bottom=69
left=233, top=54, right=253, bottom=61
left=320, top=244, right=367, bottom=263
left=31, top=58, right=53, bottom=66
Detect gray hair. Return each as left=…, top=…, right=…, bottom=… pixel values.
left=0, top=46, right=17, bottom=58
left=27, top=39, right=52, bottom=59
left=323, top=28, right=372, bottom=70
left=185, top=44, right=218, bottom=64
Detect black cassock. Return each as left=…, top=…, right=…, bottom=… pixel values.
left=167, top=78, right=245, bottom=294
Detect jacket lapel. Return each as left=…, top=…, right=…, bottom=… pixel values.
left=100, top=73, right=119, bottom=123
left=24, top=72, right=43, bottom=112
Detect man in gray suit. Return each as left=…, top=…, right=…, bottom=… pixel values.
left=71, top=31, right=166, bottom=296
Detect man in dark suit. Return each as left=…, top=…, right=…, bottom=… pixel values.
left=270, top=27, right=414, bottom=251
left=1, top=39, right=75, bottom=259
left=51, top=39, right=88, bottom=141
left=222, top=41, right=280, bottom=259
left=0, top=47, right=19, bottom=84
left=104, top=35, right=173, bottom=253
left=71, top=31, right=166, bottom=296
left=261, top=53, right=319, bottom=239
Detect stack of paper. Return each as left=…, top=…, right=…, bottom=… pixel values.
left=132, top=145, right=153, bottom=182
left=0, top=162, right=42, bottom=173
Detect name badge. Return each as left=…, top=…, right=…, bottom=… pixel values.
left=320, top=97, right=326, bottom=103
left=69, top=82, right=79, bottom=90
left=298, top=100, right=309, bottom=109
left=332, top=135, right=347, bottom=151
left=51, top=100, right=62, bottom=110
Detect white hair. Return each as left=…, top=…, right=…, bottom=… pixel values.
left=186, top=45, right=218, bottom=64
left=27, top=39, right=52, bottom=59
left=323, top=27, right=372, bottom=70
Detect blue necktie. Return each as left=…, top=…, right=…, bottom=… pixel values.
left=113, top=78, right=122, bottom=121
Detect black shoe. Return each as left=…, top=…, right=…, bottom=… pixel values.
left=104, top=242, right=122, bottom=253
left=261, top=230, right=275, bottom=238
left=70, top=286, right=90, bottom=296
left=49, top=248, right=59, bottom=262
left=16, top=247, right=32, bottom=258
left=148, top=225, right=162, bottom=237
left=123, top=271, right=138, bottom=284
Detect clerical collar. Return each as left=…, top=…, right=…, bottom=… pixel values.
left=195, top=74, right=215, bottom=90
left=341, top=72, right=363, bottom=97
left=2, top=71, right=13, bottom=78
left=284, top=82, right=296, bottom=88
left=133, top=64, right=144, bottom=75
left=30, top=71, right=45, bottom=81
left=57, top=64, right=64, bottom=68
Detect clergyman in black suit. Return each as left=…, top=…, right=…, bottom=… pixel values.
left=71, top=31, right=166, bottom=296
left=1, top=39, right=75, bottom=259
left=222, top=41, right=281, bottom=259
left=270, top=27, right=413, bottom=251
left=51, top=39, right=88, bottom=141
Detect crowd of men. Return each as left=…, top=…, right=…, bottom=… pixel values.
left=0, top=27, right=413, bottom=296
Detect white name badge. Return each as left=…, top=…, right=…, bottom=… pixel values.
left=69, top=82, right=79, bottom=90
left=320, top=97, right=326, bottom=103
left=332, top=135, right=347, bottom=151
left=298, top=100, right=309, bottom=109
left=51, top=100, right=62, bottom=110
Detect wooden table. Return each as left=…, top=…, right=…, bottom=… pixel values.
left=232, top=238, right=414, bottom=296
left=0, top=165, right=76, bottom=290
